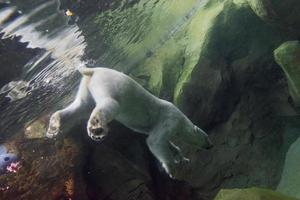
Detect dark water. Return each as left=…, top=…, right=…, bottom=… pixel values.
left=0, top=0, right=207, bottom=140
left=1, top=1, right=300, bottom=200
left=0, top=0, right=85, bottom=139
left=0, top=1, right=210, bottom=198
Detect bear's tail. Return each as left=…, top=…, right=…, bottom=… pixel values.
left=78, top=67, right=94, bottom=76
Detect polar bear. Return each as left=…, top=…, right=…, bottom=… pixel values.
left=46, top=67, right=213, bottom=177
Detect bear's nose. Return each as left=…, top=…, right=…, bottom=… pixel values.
left=93, top=127, right=104, bottom=136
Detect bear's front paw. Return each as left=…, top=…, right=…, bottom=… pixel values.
left=174, top=154, right=190, bottom=164
left=162, top=161, right=177, bottom=179
left=162, top=157, right=189, bottom=179
left=87, top=116, right=109, bottom=141
left=46, top=112, right=61, bottom=138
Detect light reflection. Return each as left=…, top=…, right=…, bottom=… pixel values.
left=0, top=0, right=88, bottom=136
left=0, top=0, right=86, bottom=100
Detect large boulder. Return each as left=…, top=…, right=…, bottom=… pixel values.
left=274, top=41, right=300, bottom=107
left=133, top=0, right=296, bottom=193
left=277, top=136, right=300, bottom=199
left=214, top=188, right=297, bottom=200
left=247, top=0, right=300, bottom=36
left=126, top=0, right=300, bottom=196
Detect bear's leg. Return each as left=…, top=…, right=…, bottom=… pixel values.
left=46, top=76, right=93, bottom=138
left=146, top=134, right=179, bottom=178
left=87, top=98, right=120, bottom=141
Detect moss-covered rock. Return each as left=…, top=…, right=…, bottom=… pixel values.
left=247, top=0, right=300, bottom=36
left=214, top=188, right=297, bottom=200
left=109, top=0, right=297, bottom=192
left=277, top=136, right=300, bottom=199
left=274, top=41, right=300, bottom=107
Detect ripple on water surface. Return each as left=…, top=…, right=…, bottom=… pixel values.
left=0, top=0, right=86, bottom=137
left=0, top=0, right=208, bottom=139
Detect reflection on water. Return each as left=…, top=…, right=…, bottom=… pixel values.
left=0, top=0, right=208, bottom=139
left=0, top=0, right=86, bottom=139
left=77, top=0, right=208, bottom=71
left=0, top=0, right=210, bottom=198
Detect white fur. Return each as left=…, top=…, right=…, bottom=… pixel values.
left=46, top=67, right=213, bottom=177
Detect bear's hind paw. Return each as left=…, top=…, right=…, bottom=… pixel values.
left=87, top=116, right=109, bottom=142
left=46, top=112, right=61, bottom=138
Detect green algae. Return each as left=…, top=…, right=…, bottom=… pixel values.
left=91, top=0, right=201, bottom=70
left=173, top=0, right=224, bottom=105
left=214, top=188, right=297, bottom=200
left=277, top=136, right=300, bottom=199
left=274, top=41, right=300, bottom=107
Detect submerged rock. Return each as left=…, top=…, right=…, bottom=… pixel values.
left=247, top=0, right=300, bottom=36
left=24, top=115, right=50, bottom=139
left=214, top=187, right=297, bottom=200
left=132, top=0, right=296, bottom=193
left=274, top=41, right=300, bottom=107
left=0, top=136, right=88, bottom=200
left=277, top=136, right=300, bottom=199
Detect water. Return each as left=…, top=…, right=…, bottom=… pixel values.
left=1, top=1, right=297, bottom=200
left=0, top=2, right=211, bottom=198
left=0, top=0, right=208, bottom=140
left=0, top=0, right=86, bottom=139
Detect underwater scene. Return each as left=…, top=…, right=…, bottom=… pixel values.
left=0, top=0, right=300, bottom=199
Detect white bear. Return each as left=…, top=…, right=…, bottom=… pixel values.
left=46, top=67, right=213, bottom=177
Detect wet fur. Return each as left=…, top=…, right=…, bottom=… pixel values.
left=47, top=67, right=212, bottom=177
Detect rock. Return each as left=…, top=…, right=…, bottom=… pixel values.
left=84, top=122, right=156, bottom=200
left=0, top=136, right=88, bottom=200
left=214, top=187, right=297, bottom=200
left=24, top=114, right=50, bottom=139
left=87, top=144, right=154, bottom=200
left=247, top=0, right=300, bottom=36
left=274, top=41, right=300, bottom=107
left=139, top=0, right=295, bottom=194
left=277, top=136, right=300, bottom=199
